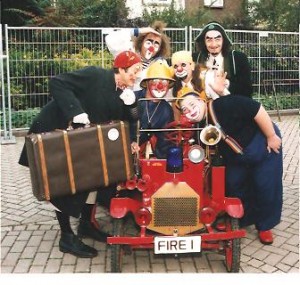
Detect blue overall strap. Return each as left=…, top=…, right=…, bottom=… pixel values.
left=208, top=100, right=244, bottom=155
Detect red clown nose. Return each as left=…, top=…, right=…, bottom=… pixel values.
left=148, top=46, right=155, bottom=53
left=177, top=65, right=183, bottom=72
left=156, top=81, right=164, bottom=90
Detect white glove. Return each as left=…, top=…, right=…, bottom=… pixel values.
left=72, top=113, right=90, bottom=124
left=105, top=30, right=134, bottom=58
left=119, top=88, right=136, bottom=105
left=205, top=70, right=220, bottom=100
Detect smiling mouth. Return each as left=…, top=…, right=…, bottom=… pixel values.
left=145, top=50, right=153, bottom=59
left=176, top=71, right=188, bottom=78
left=190, top=111, right=199, bottom=118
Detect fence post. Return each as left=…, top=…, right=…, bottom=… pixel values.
left=1, top=24, right=16, bottom=144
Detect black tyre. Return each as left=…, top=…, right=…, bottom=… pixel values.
left=110, top=218, right=124, bottom=273
left=224, top=216, right=241, bottom=273
left=110, top=215, right=137, bottom=273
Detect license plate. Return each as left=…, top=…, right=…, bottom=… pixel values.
left=154, top=236, right=201, bottom=254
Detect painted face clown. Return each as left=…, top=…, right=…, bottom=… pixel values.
left=138, top=59, right=176, bottom=159
left=141, top=33, right=162, bottom=60
left=176, top=87, right=207, bottom=123
left=171, top=50, right=195, bottom=82
left=140, top=59, right=175, bottom=100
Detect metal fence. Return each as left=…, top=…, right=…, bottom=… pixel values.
left=1, top=25, right=299, bottom=139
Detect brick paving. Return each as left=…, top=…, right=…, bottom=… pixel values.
left=1, top=115, right=299, bottom=279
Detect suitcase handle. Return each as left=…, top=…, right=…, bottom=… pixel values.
left=65, top=120, right=123, bottom=131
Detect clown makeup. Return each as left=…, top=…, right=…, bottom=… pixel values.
left=173, top=61, right=194, bottom=80
left=205, top=30, right=223, bottom=56
left=180, top=95, right=206, bottom=122
left=141, top=34, right=161, bottom=60
left=147, top=79, right=170, bottom=99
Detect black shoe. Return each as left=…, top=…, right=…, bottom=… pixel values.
left=59, top=232, right=98, bottom=258
left=78, top=219, right=111, bottom=242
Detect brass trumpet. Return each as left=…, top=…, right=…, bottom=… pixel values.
left=200, top=125, right=222, bottom=146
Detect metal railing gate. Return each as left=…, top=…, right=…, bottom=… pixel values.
left=1, top=24, right=299, bottom=141
left=1, top=25, right=15, bottom=144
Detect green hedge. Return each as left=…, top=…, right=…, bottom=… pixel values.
left=10, top=108, right=41, bottom=129
left=253, top=93, right=300, bottom=110
left=7, top=94, right=299, bottom=129
left=7, top=47, right=113, bottom=111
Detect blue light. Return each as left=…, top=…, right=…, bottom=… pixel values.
left=166, top=147, right=183, bottom=173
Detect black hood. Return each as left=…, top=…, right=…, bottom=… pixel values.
left=195, top=22, right=232, bottom=47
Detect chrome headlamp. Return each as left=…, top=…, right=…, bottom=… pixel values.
left=188, top=145, right=205, bottom=163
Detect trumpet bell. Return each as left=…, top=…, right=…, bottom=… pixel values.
left=200, top=125, right=222, bottom=146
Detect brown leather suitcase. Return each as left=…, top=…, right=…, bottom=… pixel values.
left=25, top=121, right=134, bottom=201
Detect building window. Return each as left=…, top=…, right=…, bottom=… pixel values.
left=204, top=0, right=224, bottom=8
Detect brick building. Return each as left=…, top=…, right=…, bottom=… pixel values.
left=185, top=0, right=245, bottom=21
left=126, top=0, right=246, bottom=23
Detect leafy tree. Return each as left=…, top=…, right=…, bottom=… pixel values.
left=29, top=0, right=128, bottom=27
left=142, top=1, right=191, bottom=27
left=141, top=0, right=222, bottom=28
left=30, top=0, right=86, bottom=26
left=1, top=0, right=45, bottom=26
left=81, top=0, right=128, bottom=27
left=248, top=0, right=300, bottom=32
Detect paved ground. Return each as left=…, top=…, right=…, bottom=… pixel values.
left=1, top=114, right=299, bottom=281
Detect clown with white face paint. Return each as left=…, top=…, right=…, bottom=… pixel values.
left=133, top=59, right=176, bottom=158
left=176, top=87, right=207, bottom=123
left=180, top=96, right=206, bottom=123
left=172, top=51, right=195, bottom=86
left=141, top=34, right=161, bottom=60
left=147, top=78, right=169, bottom=99
left=105, top=21, right=171, bottom=92
left=171, top=50, right=206, bottom=120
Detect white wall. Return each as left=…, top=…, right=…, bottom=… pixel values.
left=126, top=0, right=185, bottom=19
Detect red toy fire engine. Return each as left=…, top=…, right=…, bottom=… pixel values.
left=107, top=108, right=246, bottom=273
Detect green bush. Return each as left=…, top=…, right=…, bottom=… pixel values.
left=254, top=93, right=299, bottom=110
left=7, top=46, right=113, bottom=111
left=10, top=108, right=41, bottom=129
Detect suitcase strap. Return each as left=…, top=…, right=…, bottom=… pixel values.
left=120, top=121, right=132, bottom=180
left=37, top=134, right=50, bottom=200
left=97, top=122, right=132, bottom=186
left=97, top=125, right=109, bottom=186
left=62, top=130, right=76, bottom=194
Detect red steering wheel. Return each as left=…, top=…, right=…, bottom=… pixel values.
left=164, top=117, right=195, bottom=145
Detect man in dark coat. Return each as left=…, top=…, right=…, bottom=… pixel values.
left=19, top=51, right=142, bottom=258
left=192, top=22, right=253, bottom=98
left=210, top=95, right=283, bottom=245
left=178, top=93, right=283, bottom=245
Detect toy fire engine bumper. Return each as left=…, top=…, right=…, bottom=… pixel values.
left=107, top=229, right=246, bottom=252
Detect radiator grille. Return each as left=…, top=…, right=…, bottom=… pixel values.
left=153, top=197, right=198, bottom=226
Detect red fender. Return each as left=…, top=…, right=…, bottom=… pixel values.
left=224, top=197, right=244, bottom=218
left=110, top=197, right=141, bottom=218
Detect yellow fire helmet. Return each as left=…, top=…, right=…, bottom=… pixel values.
left=175, top=86, right=205, bottom=109
left=140, top=58, right=175, bottom=89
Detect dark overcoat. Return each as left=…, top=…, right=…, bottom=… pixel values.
left=19, top=66, right=132, bottom=217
